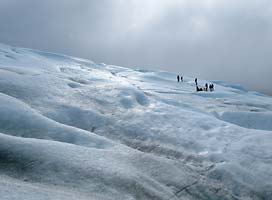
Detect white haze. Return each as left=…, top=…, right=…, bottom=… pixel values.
left=0, top=0, right=271, bottom=94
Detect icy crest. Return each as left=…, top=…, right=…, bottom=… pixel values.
left=0, top=44, right=272, bottom=200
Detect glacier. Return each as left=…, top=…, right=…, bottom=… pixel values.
left=0, top=43, right=272, bottom=200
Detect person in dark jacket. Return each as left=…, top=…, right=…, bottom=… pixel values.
left=195, top=78, right=198, bottom=85
left=209, top=84, right=214, bottom=91
left=196, top=86, right=203, bottom=92
left=181, top=76, right=183, bottom=82
left=177, top=75, right=180, bottom=82
left=205, top=83, right=208, bottom=91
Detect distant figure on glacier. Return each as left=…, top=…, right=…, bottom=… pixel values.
left=209, top=84, right=214, bottom=91
left=177, top=75, right=180, bottom=82
left=205, top=83, right=208, bottom=91
left=196, top=86, right=203, bottom=92
left=181, top=76, right=183, bottom=82
left=195, top=78, right=198, bottom=85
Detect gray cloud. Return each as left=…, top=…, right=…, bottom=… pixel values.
left=0, top=0, right=272, bottom=94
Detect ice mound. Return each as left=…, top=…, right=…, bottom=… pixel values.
left=0, top=43, right=272, bottom=200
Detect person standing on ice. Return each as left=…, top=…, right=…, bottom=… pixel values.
left=205, top=83, right=208, bottom=91
left=195, top=78, right=198, bottom=85
left=209, top=83, right=214, bottom=91
left=177, top=75, right=180, bottom=82
left=181, top=76, right=183, bottom=82
left=211, top=84, right=214, bottom=91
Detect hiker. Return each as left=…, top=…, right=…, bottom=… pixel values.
left=209, top=84, right=214, bottom=91
left=177, top=75, right=180, bottom=82
left=181, top=76, right=183, bottom=82
left=205, top=83, right=208, bottom=91
left=196, top=86, right=203, bottom=92
left=195, top=78, right=198, bottom=85
left=211, top=84, right=214, bottom=91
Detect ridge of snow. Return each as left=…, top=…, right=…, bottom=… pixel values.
left=0, top=43, right=272, bottom=200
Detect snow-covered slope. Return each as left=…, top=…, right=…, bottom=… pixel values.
left=0, top=43, right=272, bottom=200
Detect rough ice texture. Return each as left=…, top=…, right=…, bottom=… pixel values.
left=0, top=43, right=272, bottom=200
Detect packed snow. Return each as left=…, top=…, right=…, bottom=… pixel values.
left=0, top=43, right=272, bottom=200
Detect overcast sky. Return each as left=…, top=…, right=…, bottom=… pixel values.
left=0, top=0, right=272, bottom=94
